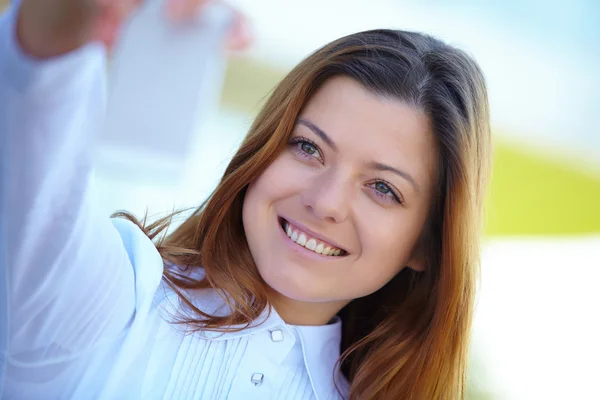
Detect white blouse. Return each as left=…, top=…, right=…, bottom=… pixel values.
left=0, top=3, right=349, bottom=399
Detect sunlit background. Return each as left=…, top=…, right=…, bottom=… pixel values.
left=4, top=0, right=599, bottom=398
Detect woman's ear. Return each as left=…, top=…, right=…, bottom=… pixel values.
left=406, top=239, right=427, bottom=272
left=406, top=258, right=426, bottom=272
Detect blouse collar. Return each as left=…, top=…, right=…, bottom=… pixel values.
left=159, top=284, right=349, bottom=399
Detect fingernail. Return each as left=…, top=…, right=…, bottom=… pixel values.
left=166, top=0, right=186, bottom=19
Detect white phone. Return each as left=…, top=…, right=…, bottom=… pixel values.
left=99, top=0, right=233, bottom=182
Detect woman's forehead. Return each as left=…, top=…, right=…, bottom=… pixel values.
left=301, top=77, right=428, bottom=140
left=297, top=76, right=437, bottom=183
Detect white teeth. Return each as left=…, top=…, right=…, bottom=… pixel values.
left=315, top=243, right=324, bottom=254
left=297, top=233, right=307, bottom=246
left=282, top=220, right=343, bottom=257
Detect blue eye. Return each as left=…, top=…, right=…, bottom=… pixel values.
left=368, top=181, right=403, bottom=204
left=289, top=137, right=323, bottom=163
left=375, top=182, right=391, bottom=195
left=301, top=141, right=318, bottom=156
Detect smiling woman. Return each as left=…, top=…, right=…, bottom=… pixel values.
left=243, top=77, right=437, bottom=325
left=1, top=1, right=490, bottom=398
left=139, top=31, right=491, bottom=399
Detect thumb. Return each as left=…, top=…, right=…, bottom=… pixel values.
left=91, top=0, right=142, bottom=49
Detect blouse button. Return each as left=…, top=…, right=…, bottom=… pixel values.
left=270, top=329, right=284, bottom=342
left=251, top=373, right=264, bottom=386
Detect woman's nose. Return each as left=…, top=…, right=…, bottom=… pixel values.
left=301, top=169, right=352, bottom=223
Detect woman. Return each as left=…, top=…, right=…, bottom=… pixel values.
left=0, top=0, right=491, bottom=398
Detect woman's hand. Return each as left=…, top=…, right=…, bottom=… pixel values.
left=16, top=0, right=252, bottom=58
left=95, top=0, right=252, bottom=52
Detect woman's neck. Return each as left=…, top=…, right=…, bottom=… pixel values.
left=267, top=289, right=350, bottom=326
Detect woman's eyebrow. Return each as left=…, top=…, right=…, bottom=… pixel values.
left=297, top=118, right=419, bottom=192
left=368, top=162, right=420, bottom=193
left=296, top=118, right=338, bottom=152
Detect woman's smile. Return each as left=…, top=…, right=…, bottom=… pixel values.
left=278, top=217, right=348, bottom=259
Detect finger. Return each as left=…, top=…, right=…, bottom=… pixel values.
left=91, top=0, right=142, bottom=50
left=166, top=0, right=212, bottom=21
left=90, top=7, right=119, bottom=47
left=96, top=0, right=142, bottom=16
left=225, top=10, right=252, bottom=52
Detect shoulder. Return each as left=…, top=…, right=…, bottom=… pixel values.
left=110, top=218, right=230, bottom=323
left=161, top=264, right=233, bottom=319
left=111, top=218, right=164, bottom=309
left=111, top=218, right=162, bottom=270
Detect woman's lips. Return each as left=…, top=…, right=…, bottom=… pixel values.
left=279, top=217, right=347, bottom=257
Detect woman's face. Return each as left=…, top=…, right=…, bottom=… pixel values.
left=243, top=76, right=438, bottom=321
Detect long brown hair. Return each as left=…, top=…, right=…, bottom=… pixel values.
left=118, top=29, right=491, bottom=399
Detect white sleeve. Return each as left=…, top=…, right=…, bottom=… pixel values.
left=0, top=1, right=136, bottom=369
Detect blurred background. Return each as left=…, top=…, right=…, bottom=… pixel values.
left=4, top=0, right=599, bottom=398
